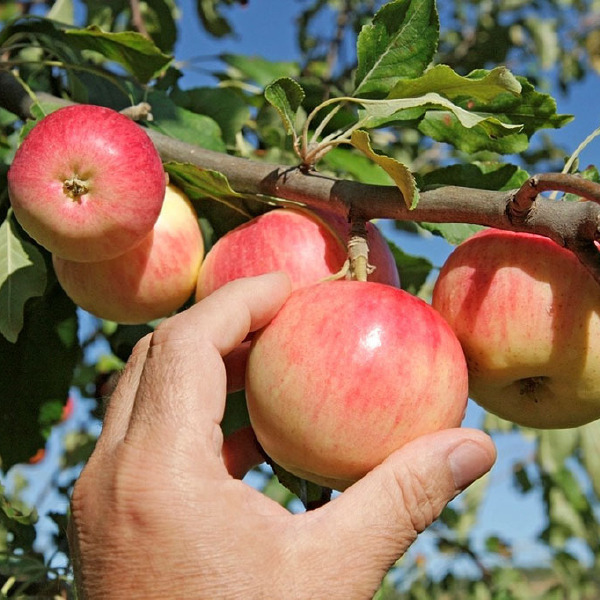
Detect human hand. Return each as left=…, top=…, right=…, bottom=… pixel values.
left=68, top=272, right=496, bottom=600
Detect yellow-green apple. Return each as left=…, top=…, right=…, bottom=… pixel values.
left=53, top=185, right=204, bottom=324
left=245, top=280, right=468, bottom=490
left=8, top=104, right=165, bottom=262
left=431, top=228, right=600, bottom=429
left=195, top=207, right=399, bottom=300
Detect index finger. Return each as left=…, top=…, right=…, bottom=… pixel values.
left=110, top=272, right=291, bottom=457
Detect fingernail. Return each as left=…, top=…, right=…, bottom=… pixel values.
left=449, top=441, right=493, bottom=490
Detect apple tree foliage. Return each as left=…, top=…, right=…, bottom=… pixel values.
left=1, top=0, right=600, bottom=596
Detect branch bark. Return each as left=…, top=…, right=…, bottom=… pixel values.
left=2, top=70, right=600, bottom=283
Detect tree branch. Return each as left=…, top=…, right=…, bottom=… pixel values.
left=129, top=0, right=151, bottom=39
left=2, top=70, right=600, bottom=284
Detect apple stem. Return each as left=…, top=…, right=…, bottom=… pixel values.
left=63, top=177, right=89, bottom=200
left=322, top=259, right=351, bottom=282
left=348, top=216, right=375, bottom=282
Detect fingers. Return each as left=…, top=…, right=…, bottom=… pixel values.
left=123, top=272, right=291, bottom=457
left=94, top=334, right=151, bottom=451
left=298, top=428, right=495, bottom=593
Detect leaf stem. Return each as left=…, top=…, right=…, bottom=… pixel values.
left=309, top=103, right=343, bottom=147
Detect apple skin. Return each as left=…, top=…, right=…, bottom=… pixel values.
left=53, top=184, right=204, bottom=324
left=431, top=228, right=600, bottom=429
left=8, top=104, right=165, bottom=262
left=245, top=280, right=468, bottom=491
left=195, top=207, right=399, bottom=300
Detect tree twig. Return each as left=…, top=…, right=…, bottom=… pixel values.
left=2, top=71, right=600, bottom=285
left=129, top=0, right=151, bottom=39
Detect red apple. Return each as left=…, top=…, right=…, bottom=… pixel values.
left=195, top=207, right=399, bottom=300
left=61, top=395, right=76, bottom=422
left=245, top=280, right=468, bottom=490
left=53, top=184, right=204, bottom=324
left=222, top=426, right=264, bottom=480
left=8, top=104, right=165, bottom=262
left=431, top=228, right=600, bottom=429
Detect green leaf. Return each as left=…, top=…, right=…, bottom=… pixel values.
left=419, top=111, right=529, bottom=154
left=196, top=0, right=233, bottom=38
left=146, top=92, right=226, bottom=152
left=350, top=130, right=418, bottom=209
left=164, top=162, right=271, bottom=238
left=482, top=411, right=518, bottom=433
left=387, top=242, right=433, bottom=295
left=467, top=76, right=571, bottom=136
left=0, top=553, right=49, bottom=582
left=0, top=485, right=37, bottom=527
left=417, top=76, right=571, bottom=154
left=171, top=87, right=251, bottom=147
left=221, top=54, right=300, bottom=88
left=388, top=65, right=521, bottom=102
left=0, top=219, right=47, bottom=343
left=47, top=0, right=74, bottom=25
left=268, top=460, right=331, bottom=510
left=579, top=420, right=600, bottom=498
left=454, top=473, right=491, bottom=540
left=542, top=467, right=595, bottom=545
left=419, top=222, right=484, bottom=247
left=357, top=93, right=523, bottom=138
left=0, top=483, right=37, bottom=551
left=0, top=281, right=79, bottom=470
left=513, top=462, right=533, bottom=493
left=66, top=26, right=173, bottom=83
left=143, top=0, right=178, bottom=53
left=537, top=428, right=579, bottom=474
left=525, top=17, right=559, bottom=71
left=422, top=162, right=530, bottom=192
left=322, top=147, right=396, bottom=186
left=221, top=390, right=250, bottom=437
left=354, top=0, right=439, bottom=97
left=264, top=78, right=305, bottom=136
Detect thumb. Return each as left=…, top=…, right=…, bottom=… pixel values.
left=297, top=428, right=496, bottom=598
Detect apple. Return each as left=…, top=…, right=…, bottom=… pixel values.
left=431, top=228, right=600, bottom=429
left=245, top=280, right=468, bottom=490
left=53, top=184, right=204, bottom=324
left=8, top=104, right=166, bottom=262
left=195, top=207, right=399, bottom=300
left=222, top=426, right=264, bottom=480
left=61, top=395, right=76, bottom=421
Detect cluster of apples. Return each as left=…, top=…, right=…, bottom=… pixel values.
left=8, top=104, right=469, bottom=491
left=9, top=104, right=600, bottom=493
left=8, top=104, right=204, bottom=324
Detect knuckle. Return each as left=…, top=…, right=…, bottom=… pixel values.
left=388, top=463, right=440, bottom=534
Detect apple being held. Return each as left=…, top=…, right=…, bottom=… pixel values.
left=8, top=104, right=166, bottom=262
left=245, top=280, right=468, bottom=491
left=53, top=184, right=204, bottom=324
left=195, top=207, right=399, bottom=300
left=431, top=228, right=600, bottom=429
